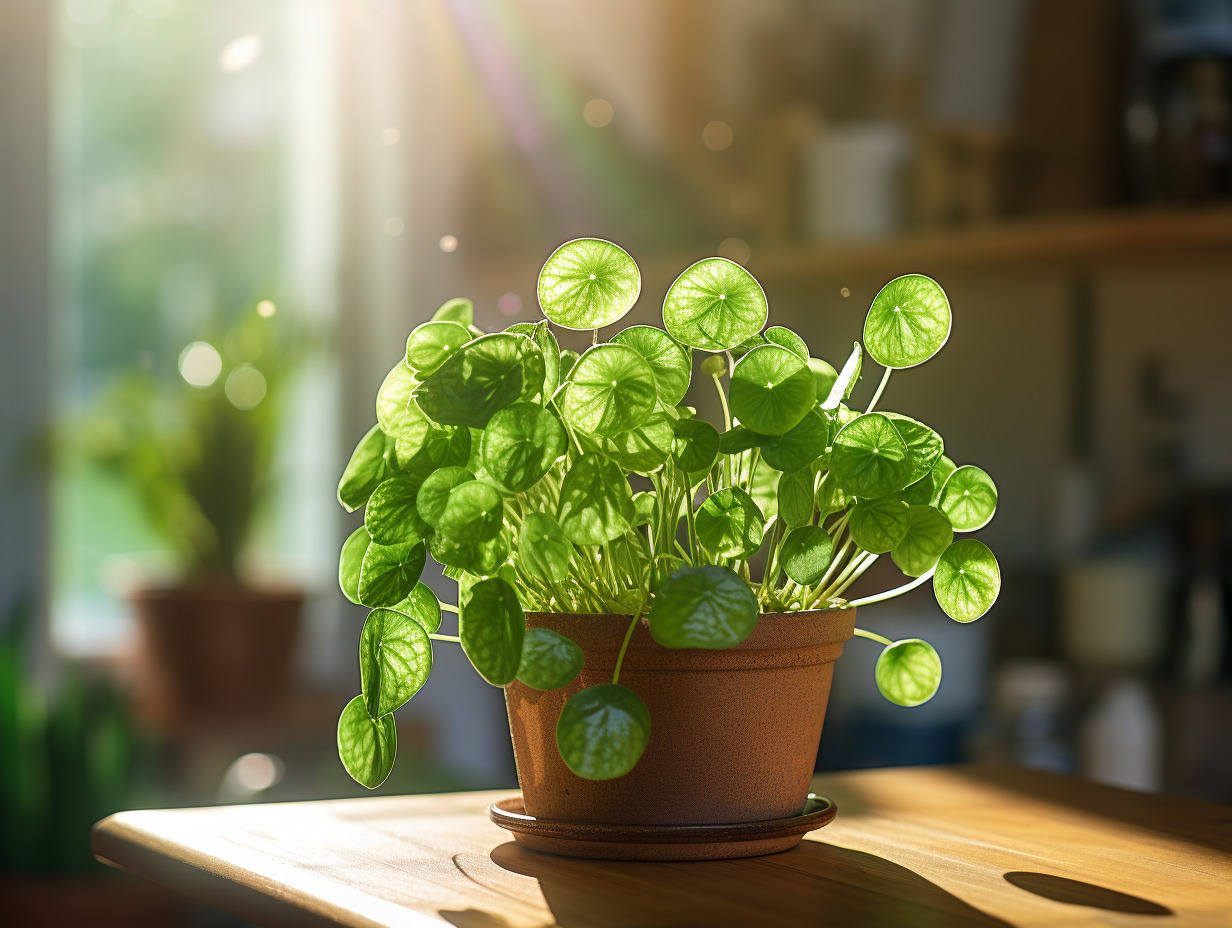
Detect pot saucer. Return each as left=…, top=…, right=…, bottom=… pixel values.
left=488, top=793, right=836, bottom=861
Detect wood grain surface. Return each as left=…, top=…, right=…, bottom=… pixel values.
left=93, top=764, right=1232, bottom=927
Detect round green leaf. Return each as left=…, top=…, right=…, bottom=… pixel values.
left=662, top=257, right=768, bottom=352
left=337, top=694, right=397, bottom=789
left=758, top=408, right=830, bottom=472
left=938, top=465, right=998, bottom=532
left=460, top=577, right=525, bottom=685
left=415, top=333, right=545, bottom=428
left=517, top=512, right=572, bottom=582
left=358, top=541, right=426, bottom=608
left=537, top=238, right=641, bottom=330
left=718, top=424, right=761, bottom=456
left=934, top=540, right=1000, bottom=622
left=830, top=413, right=912, bottom=498
left=561, top=344, right=657, bottom=437
left=387, top=582, right=442, bottom=634
left=777, top=467, right=816, bottom=528
left=890, top=505, right=954, bottom=578
left=671, top=417, right=720, bottom=475
left=360, top=608, right=432, bottom=717
left=849, top=497, right=911, bottom=554
left=430, top=530, right=510, bottom=576
left=610, top=325, right=691, bottom=407
left=556, top=453, right=635, bottom=545
left=517, top=628, right=584, bottom=690
left=875, top=639, right=942, bottom=707
left=405, top=321, right=473, bottom=375
left=431, top=297, right=473, bottom=326
left=764, top=326, right=808, bottom=360
left=603, top=413, right=674, bottom=475
left=729, top=344, right=816, bottom=436
left=808, top=357, right=838, bottom=399
left=365, top=475, right=430, bottom=546
left=438, top=480, right=504, bottom=542
left=339, top=525, right=369, bottom=604
left=648, top=565, right=759, bottom=649
left=338, top=424, right=396, bottom=513
left=556, top=683, right=650, bottom=780
left=863, top=274, right=951, bottom=369
left=480, top=402, right=567, bottom=493
left=416, top=467, right=474, bottom=527
left=884, top=414, right=944, bottom=485
left=696, top=488, right=765, bottom=559
left=375, top=361, right=432, bottom=444
left=395, top=423, right=471, bottom=476
left=780, top=526, right=834, bottom=585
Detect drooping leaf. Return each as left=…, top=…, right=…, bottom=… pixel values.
left=431, top=297, right=473, bottom=325
left=415, top=333, right=545, bottom=428
left=729, top=344, right=816, bottom=436
left=365, top=475, right=431, bottom=546
left=556, top=684, right=650, bottom=780
left=875, top=639, right=942, bottom=707
left=517, top=628, right=585, bottom=690
left=517, top=512, right=572, bottom=582
left=375, top=361, right=432, bottom=444
left=777, top=467, right=816, bottom=528
left=930, top=454, right=957, bottom=504
left=758, top=408, right=830, bottom=472
left=849, top=496, right=912, bottom=554
left=863, top=275, right=951, bottom=369
left=829, top=413, right=912, bottom=498
left=416, top=466, right=474, bottom=527
left=764, top=326, right=808, bottom=360
left=815, top=476, right=850, bottom=519
left=556, top=453, right=635, bottom=545
left=558, top=348, right=580, bottom=382
left=933, top=540, right=1000, bottom=622
left=780, top=526, right=834, bottom=585
left=560, top=344, right=658, bottom=437
left=338, top=424, right=396, bottom=512
left=438, top=480, right=504, bottom=542
left=395, top=425, right=471, bottom=478
left=387, top=582, right=442, bottom=633
left=460, top=577, right=525, bottom=685
left=890, top=505, right=954, bottom=577
left=821, top=343, right=862, bottom=409
left=480, top=402, right=567, bottom=493
left=900, top=470, right=935, bottom=506
left=405, top=321, right=473, bottom=375
left=360, top=608, right=432, bottom=717
left=808, top=357, right=838, bottom=399
left=718, top=425, right=761, bottom=455
left=537, top=238, right=641, bottom=330
left=662, top=257, right=768, bottom=351
left=938, top=465, right=998, bottom=531
left=671, top=417, right=720, bottom=475
left=358, top=540, right=426, bottom=608
left=700, top=353, right=728, bottom=377
left=696, top=487, right=765, bottom=559
left=507, top=321, right=562, bottom=405
left=611, top=325, right=691, bottom=406
left=648, top=565, right=759, bottom=649
left=632, top=490, right=657, bottom=527
left=337, top=694, right=397, bottom=788
left=882, top=414, right=944, bottom=486
left=603, top=413, right=674, bottom=475
left=430, top=530, right=510, bottom=576
left=339, top=525, right=370, bottom=604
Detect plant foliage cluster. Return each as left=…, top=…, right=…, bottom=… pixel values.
left=336, top=239, right=1000, bottom=787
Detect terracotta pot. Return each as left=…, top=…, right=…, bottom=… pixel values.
left=505, top=608, right=855, bottom=827
left=130, top=584, right=303, bottom=721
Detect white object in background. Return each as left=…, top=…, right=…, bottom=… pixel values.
left=1081, top=678, right=1162, bottom=793
left=1061, top=558, right=1170, bottom=673
left=803, top=123, right=911, bottom=243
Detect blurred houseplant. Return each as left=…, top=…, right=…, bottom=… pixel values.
left=334, top=240, right=1000, bottom=858
left=70, top=304, right=306, bottom=720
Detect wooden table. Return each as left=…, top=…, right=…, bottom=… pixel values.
left=93, top=764, right=1232, bottom=927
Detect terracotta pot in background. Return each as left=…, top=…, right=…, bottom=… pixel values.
left=130, top=584, right=303, bottom=722
left=505, top=608, right=855, bottom=828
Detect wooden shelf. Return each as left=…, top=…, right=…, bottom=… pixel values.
left=745, top=206, right=1232, bottom=282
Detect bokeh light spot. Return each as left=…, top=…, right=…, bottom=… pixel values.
left=718, top=237, right=750, bottom=265
left=225, top=364, right=267, bottom=409
left=220, top=34, right=262, bottom=74
left=233, top=753, right=280, bottom=791
left=583, top=98, right=614, bottom=128
left=498, top=293, right=522, bottom=316
left=256, top=299, right=275, bottom=318
left=702, top=120, right=733, bottom=151
left=381, top=127, right=401, bottom=145
left=840, top=287, right=851, bottom=298
left=178, top=341, right=222, bottom=388
left=439, top=234, right=458, bottom=253
left=384, top=217, right=405, bottom=237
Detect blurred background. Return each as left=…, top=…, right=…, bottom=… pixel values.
left=4, top=0, right=1232, bottom=920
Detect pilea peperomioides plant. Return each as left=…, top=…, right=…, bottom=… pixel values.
left=336, top=239, right=1001, bottom=788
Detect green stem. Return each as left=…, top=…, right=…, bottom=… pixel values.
left=853, top=628, right=892, bottom=647
left=712, top=374, right=732, bottom=432
left=439, top=602, right=459, bottom=614
left=429, top=633, right=461, bottom=643
left=612, top=603, right=647, bottom=685
left=865, top=367, right=892, bottom=414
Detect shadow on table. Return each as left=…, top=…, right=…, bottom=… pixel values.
left=1003, top=872, right=1171, bottom=916
left=440, top=839, right=1010, bottom=928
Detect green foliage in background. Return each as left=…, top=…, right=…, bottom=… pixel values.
left=336, top=239, right=1000, bottom=787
